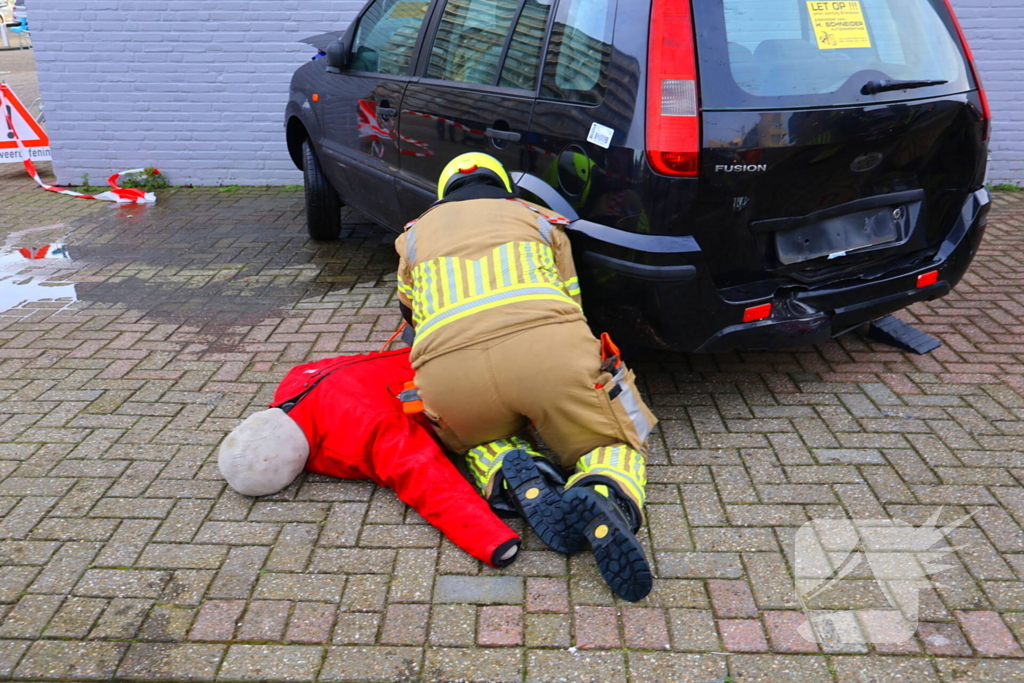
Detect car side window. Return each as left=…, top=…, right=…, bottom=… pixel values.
left=350, top=0, right=431, bottom=75
left=497, top=0, right=555, bottom=90
left=426, top=0, right=521, bottom=85
left=541, top=0, right=616, bottom=104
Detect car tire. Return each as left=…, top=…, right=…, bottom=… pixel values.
left=302, top=139, right=343, bottom=241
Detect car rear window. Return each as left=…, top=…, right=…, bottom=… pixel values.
left=693, top=0, right=973, bottom=110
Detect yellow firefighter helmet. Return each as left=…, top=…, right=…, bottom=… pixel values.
left=437, top=152, right=514, bottom=200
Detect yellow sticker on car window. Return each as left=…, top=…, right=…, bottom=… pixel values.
left=807, top=1, right=872, bottom=50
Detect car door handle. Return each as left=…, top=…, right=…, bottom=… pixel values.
left=486, top=128, right=521, bottom=142
left=377, top=106, right=398, bottom=117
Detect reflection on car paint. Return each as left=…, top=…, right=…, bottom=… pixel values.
left=357, top=99, right=433, bottom=159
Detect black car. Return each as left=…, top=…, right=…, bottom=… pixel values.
left=285, top=0, right=990, bottom=353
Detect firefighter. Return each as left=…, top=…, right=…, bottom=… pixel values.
left=394, top=153, right=658, bottom=601
left=218, top=348, right=521, bottom=569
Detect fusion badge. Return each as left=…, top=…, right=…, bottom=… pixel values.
left=715, top=164, right=768, bottom=172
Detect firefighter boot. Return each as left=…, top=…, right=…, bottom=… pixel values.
left=563, top=480, right=653, bottom=601
left=500, top=448, right=577, bottom=555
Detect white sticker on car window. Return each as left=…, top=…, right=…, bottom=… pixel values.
left=587, top=122, right=614, bottom=149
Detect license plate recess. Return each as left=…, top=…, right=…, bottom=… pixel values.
left=775, top=207, right=900, bottom=265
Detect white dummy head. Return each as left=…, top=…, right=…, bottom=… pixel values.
left=218, top=408, right=310, bottom=497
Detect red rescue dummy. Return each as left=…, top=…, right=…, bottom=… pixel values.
left=220, top=348, right=520, bottom=568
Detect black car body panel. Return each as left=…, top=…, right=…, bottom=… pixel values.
left=286, top=0, right=989, bottom=352
left=397, top=82, right=535, bottom=219
left=698, top=94, right=987, bottom=290
left=319, top=76, right=406, bottom=228
left=285, top=64, right=325, bottom=170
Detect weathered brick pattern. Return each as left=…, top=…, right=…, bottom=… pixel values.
left=952, top=0, right=1024, bottom=184
left=27, top=1, right=364, bottom=187
left=1, top=181, right=1024, bottom=679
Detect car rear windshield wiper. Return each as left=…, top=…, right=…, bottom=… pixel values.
left=861, top=79, right=949, bottom=95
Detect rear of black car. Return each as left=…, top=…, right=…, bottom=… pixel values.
left=576, top=0, right=990, bottom=352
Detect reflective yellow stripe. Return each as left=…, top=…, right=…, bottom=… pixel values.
left=454, top=257, right=465, bottom=302
left=505, top=244, right=519, bottom=285
left=432, top=260, right=444, bottom=310
left=521, top=242, right=536, bottom=284
left=493, top=246, right=508, bottom=288
left=422, top=261, right=434, bottom=314
left=443, top=258, right=458, bottom=308
left=483, top=255, right=494, bottom=293
left=568, top=445, right=647, bottom=509
left=471, top=259, right=483, bottom=298
left=416, top=285, right=580, bottom=344
left=466, top=435, right=540, bottom=497
left=409, top=241, right=579, bottom=337
left=522, top=243, right=532, bottom=283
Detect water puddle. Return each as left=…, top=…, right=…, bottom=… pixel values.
left=0, top=223, right=79, bottom=314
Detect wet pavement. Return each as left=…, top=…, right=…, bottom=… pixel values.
left=1, top=178, right=1024, bottom=682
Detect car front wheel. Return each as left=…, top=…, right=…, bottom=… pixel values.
left=302, top=139, right=342, bottom=241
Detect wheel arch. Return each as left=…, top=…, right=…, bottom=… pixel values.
left=286, top=116, right=309, bottom=171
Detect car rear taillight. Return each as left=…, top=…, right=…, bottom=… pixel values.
left=942, top=0, right=991, bottom=140
left=646, top=0, right=700, bottom=176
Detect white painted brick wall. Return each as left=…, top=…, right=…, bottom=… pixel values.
left=952, top=0, right=1024, bottom=185
left=30, top=1, right=363, bottom=186
left=28, top=0, right=1023, bottom=186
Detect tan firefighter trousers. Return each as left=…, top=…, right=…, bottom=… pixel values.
left=414, top=320, right=657, bottom=510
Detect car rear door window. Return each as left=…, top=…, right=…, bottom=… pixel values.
left=694, top=0, right=972, bottom=109
left=427, top=0, right=522, bottom=85
left=497, top=0, right=555, bottom=91
left=351, top=0, right=431, bottom=75
left=540, top=0, right=616, bottom=105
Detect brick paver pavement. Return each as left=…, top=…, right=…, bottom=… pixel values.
left=1, top=176, right=1023, bottom=682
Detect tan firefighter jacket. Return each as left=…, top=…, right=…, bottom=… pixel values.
left=395, top=197, right=584, bottom=368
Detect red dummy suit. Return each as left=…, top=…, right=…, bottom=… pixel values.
left=269, top=348, right=520, bottom=567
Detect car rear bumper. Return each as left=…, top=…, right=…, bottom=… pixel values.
left=572, top=188, right=990, bottom=353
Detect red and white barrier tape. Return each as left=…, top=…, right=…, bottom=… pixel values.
left=0, top=85, right=156, bottom=205
left=526, top=144, right=556, bottom=158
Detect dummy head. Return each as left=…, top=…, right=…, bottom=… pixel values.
left=218, top=408, right=310, bottom=496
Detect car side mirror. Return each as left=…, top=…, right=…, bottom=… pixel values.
left=326, top=38, right=351, bottom=73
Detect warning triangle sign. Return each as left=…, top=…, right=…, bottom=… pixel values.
left=0, top=82, right=50, bottom=163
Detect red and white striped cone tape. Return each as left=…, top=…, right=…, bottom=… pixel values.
left=0, top=84, right=156, bottom=205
